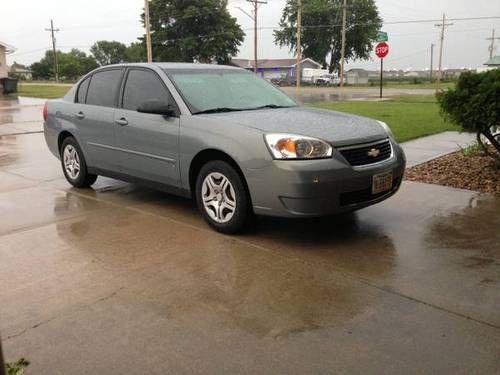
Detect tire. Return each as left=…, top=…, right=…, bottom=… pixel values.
left=60, top=136, right=97, bottom=188
left=195, top=160, right=252, bottom=234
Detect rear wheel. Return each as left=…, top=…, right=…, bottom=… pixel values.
left=60, top=137, right=97, bottom=188
left=196, top=160, right=251, bottom=234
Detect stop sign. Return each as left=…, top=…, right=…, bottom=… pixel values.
left=375, top=42, right=389, bottom=59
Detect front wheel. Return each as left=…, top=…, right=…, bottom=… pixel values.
left=60, top=137, right=97, bottom=188
left=196, top=161, right=252, bottom=234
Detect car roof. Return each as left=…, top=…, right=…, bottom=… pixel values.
left=100, top=62, right=242, bottom=71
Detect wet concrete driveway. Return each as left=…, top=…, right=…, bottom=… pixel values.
left=0, top=100, right=499, bottom=374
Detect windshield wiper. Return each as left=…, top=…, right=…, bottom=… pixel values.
left=246, top=104, right=295, bottom=111
left=193, top=107, right=245, bottom=115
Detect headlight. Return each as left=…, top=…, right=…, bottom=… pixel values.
left=265, top=133, right=333, bottom=159
left=377, top=121, right=395, bottom=141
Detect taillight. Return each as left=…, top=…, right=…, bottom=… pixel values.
left=43, top=102, right=48, bottom=122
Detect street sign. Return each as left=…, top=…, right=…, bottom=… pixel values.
left=376, top=31, right=388, bottom=42
left=375, top=42, right=389, bottom=59
left=375, top=42, right=390, bottom=99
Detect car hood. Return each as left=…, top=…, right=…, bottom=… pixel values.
left=198, top=107, right=388, bottom=146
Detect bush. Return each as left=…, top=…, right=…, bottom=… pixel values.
left=437, top=70, right=500, bottom=158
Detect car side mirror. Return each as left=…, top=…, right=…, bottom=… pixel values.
left=137, top=100, right=176, bottom=117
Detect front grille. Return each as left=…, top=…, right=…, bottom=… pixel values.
left=338, top=139, right=392, bottom=167
left=340, top=177, right=400, bottom=206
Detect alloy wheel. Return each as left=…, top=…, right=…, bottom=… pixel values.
left=63, top=144, right=81, bottom=180
left=201, top=172, right=237, bottom=224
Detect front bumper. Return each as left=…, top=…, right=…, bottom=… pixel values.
left=245, top=141, right=406, bottom=218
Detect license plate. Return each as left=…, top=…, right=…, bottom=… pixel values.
left=372, top=171, right=393, bottom=194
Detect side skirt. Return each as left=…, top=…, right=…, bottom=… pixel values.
left=87, top=167, right=192, bottom=199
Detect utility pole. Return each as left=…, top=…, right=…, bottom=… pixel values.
left=430, top=43, right=434, bottom=82
left=45, top=20, right=60, bottom=83
left=296, top=0, right=302, bottom=88
left=245, top=0, right=267, bottom=74
left=486, top=29, right=500, bottom=60
left=435, top=13, right=453, bottom=89
left=144, top=0, right=153, bottom=63
left=339, top=0, right=347, bottom=87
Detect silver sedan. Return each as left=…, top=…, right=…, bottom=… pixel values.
left=43, top=63, right=406, bottom=233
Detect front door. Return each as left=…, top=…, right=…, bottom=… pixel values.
left=114, top=68, right=180, bottom=187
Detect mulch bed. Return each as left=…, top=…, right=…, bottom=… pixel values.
left=405, top=149, right=500, bottom=195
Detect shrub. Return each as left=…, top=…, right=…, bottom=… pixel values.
left=437, top=69, right=500, bottom=159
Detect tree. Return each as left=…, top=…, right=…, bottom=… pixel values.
left=58, top=49, right=98, bottom=80
left=274, top=0, right=382, bottom=72
left=90, top=40, right=128, bottom=66
left=146, top=0, right=245, bottom=64
left=438, top=70, right=500, bottom=159
left=31, top=52, right=53, bottom=80
left=125, top=42, right=146, bottom=62
left=30, top=49, right=97, bottom=81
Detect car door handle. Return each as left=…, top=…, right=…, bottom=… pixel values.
left=76, top=112, right=85, bottom=119
left=115, top=118, right=128, bottom=126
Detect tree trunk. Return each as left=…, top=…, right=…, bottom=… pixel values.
left=481, top=129, right=500, bottom=160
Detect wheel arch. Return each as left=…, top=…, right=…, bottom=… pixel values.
left=188, top=149, right=252, bottom=203
left=57, top=130, right=77, bottom=154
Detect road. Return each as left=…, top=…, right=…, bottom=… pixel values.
left=0, top=97, right=499, bottom=374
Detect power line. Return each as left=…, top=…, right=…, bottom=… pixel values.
left=296, top=0, right=302, bottom=88
left=435, top=13, right=453, bottom=88
left=339, top=0, right=347, bottom=87
left=45, top=20, right=60, bottom=83
left=242, top=0, right=267, bottom=73
left=486, top=29, right=500, bottom=60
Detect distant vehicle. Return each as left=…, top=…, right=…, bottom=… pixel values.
left=270, top=76, right=296, bottom=87
left=316, top=74, right=341, bottom=86
left=43, top=63, right=405, bottom=233
left=302, top=68, right=329, bottom=84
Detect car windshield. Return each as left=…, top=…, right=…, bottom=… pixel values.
left=165, top=68, right=297, bottom=114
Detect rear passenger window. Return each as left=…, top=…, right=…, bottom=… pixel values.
left=76, top=76, right=90, bottom=103
left=122, top=69, right=174, bottom=111
left=86, top=69, right=123, bottom=107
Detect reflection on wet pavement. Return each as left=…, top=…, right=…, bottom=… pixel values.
left=0, top=96, right=43, bottom=135
left=0, top=129, right=499, bottom=373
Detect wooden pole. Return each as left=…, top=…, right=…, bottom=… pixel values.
left=145, top=0, right=153, bottom=63
left=296, top=0, right=302, bottom=88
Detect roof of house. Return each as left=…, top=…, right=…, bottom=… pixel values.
left=0, top=41, right=16, bottom=54
left=484, top=56, right=500, bottom=66
left=231, top=58, right=321, bottom=69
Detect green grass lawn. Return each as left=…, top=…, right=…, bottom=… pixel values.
left=17, top=84, right=71, bottom=99
left=310, top=96, right=459, bottom=142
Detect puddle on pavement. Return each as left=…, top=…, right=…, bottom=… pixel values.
left=425, top=195, right=500, bottom=262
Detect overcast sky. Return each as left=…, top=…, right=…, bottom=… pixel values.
left=2, top=0, right=500, bottom=71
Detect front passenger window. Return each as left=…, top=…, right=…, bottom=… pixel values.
left=123, top=69, right=175, bottom=113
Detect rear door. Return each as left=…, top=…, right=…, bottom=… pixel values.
left=114, top=68, right=180, bottom=187
left=76, top=68, right=124, bottom=172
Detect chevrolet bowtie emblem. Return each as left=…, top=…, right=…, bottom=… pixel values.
left=367, top=148, right=380, bottom=158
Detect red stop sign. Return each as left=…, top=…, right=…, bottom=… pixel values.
left=375, top=42, right=389, bottom=59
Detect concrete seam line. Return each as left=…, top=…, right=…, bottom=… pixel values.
left=0, top=131, right=43, bottom=138
left=4, top=287, right=125, bottom=341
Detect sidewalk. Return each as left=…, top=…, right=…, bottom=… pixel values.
left=401, top=131, right=476, bottom=167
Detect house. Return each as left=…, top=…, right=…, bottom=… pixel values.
left=230, top=58, right=322, bottom=80
left=484, top=56, right=500, bottom=69
left=0, top=41, right=16, bottom=79
left=8, top=62, right=32, bottom=80
left=346, top=68, right=369, bottom=85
